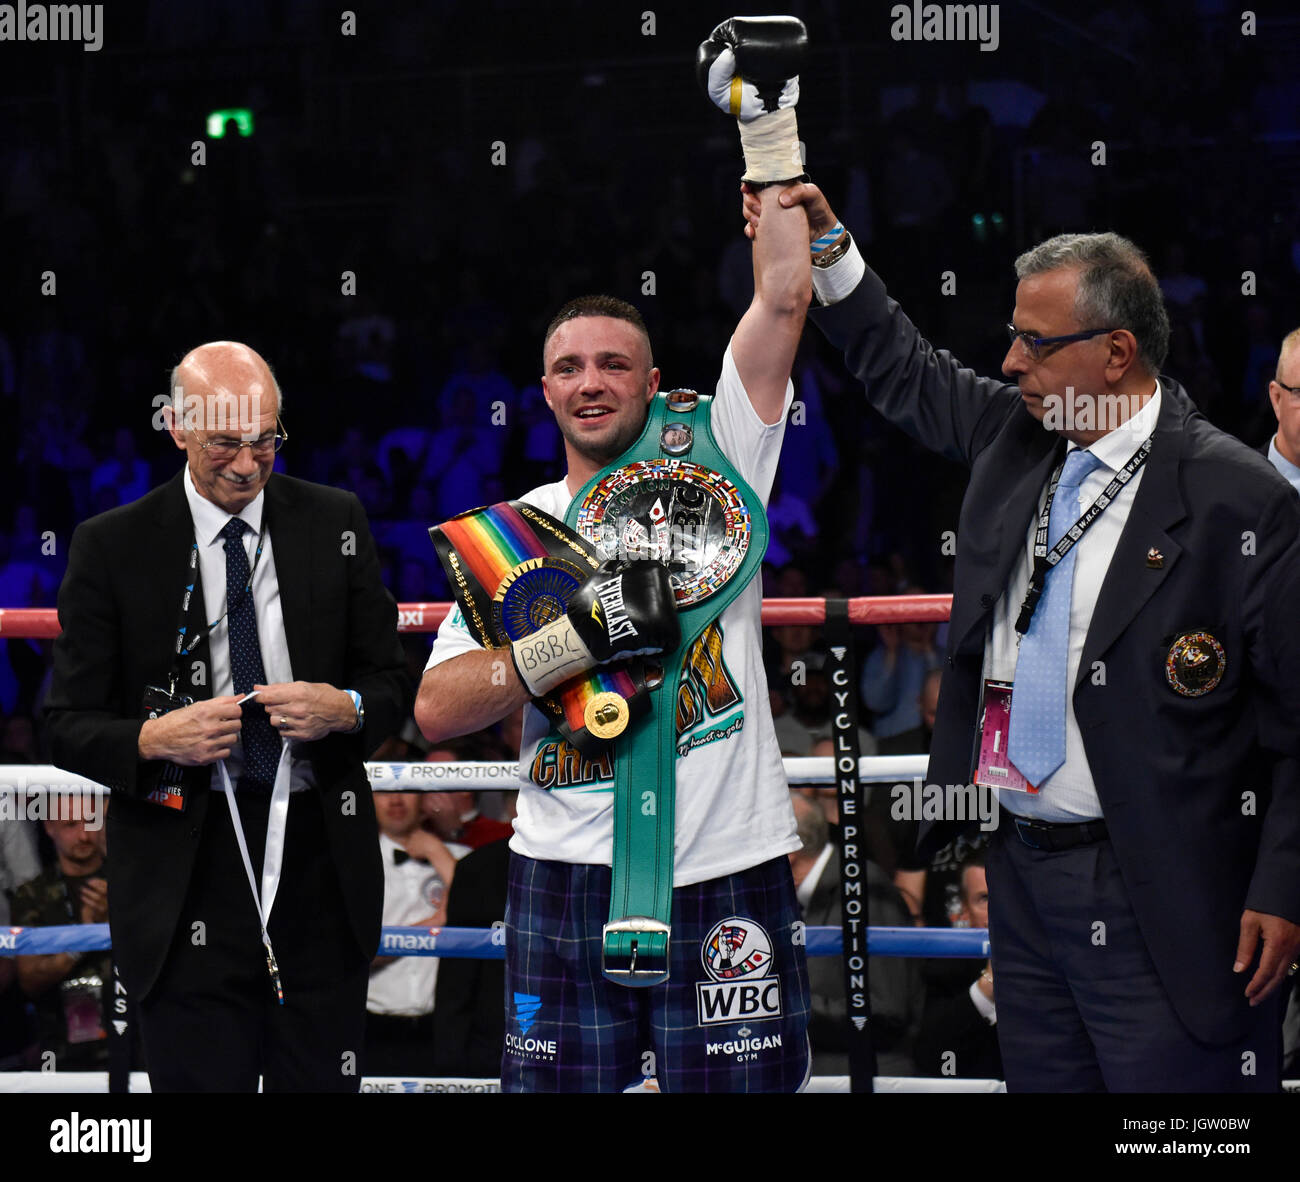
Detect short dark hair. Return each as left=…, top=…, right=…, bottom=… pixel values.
left=541, top=294, right=653, bottom=373
left=1014, top=232, right=1170, bottom=374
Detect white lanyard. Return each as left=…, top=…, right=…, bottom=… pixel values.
left=216, top=743, right=293, bottom=1004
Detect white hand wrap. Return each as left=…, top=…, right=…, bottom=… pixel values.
left=737, top=106, right=803, bottom=184
left=705, top=45, right=803, bottom=184
left=510, top=616, right=595, bottom=697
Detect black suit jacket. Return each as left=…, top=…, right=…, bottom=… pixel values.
left=45, top=470, right=411, bottom=999
left=810, top=269, right=1300, bottom=1044
left=432, top=837, right=509, bottom=1078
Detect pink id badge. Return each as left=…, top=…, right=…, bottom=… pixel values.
left=975, top=680, right=1038, bottom=794
left=61, top=981, right=106, bottom=1045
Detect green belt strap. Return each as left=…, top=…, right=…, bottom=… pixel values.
left=565, top=389, right=770, bottom=986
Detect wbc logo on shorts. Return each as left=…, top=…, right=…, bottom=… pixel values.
left=697, top=917, right=782, bottom=1027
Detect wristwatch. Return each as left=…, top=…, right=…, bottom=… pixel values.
left=343, top=689, right=364, bottom=733
left=811, top=230, right=852, bottom=269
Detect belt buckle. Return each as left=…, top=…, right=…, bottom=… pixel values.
left=601, top=916, right=671, bottom=988
left=1013, top=817, right=1045, bottom=850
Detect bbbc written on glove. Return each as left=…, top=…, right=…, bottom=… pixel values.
left=510, top=559, right=680, bottom=697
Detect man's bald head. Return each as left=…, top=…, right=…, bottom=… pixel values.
left=172, top=341, right=282, bottom=418
left=167, top=341, right=282, bottom=514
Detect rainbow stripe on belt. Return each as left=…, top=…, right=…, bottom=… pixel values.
left=437, top=503, right=636, bottom=735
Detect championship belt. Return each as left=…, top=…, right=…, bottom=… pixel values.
left=566, top=388, right=769, bottom=986
left=430, top=502, right=651, bottom=754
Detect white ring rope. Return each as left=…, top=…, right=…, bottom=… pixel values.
left=0, top=756, right=931, bottom=796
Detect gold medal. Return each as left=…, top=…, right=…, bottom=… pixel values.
left=584, top=691, right=630, bottom=740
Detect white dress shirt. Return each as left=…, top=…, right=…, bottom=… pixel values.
left=1267, top=436, right=1300, bottom=497
left=969, top=975, right=997, bottom=1024
left=794, top=840, right=835, bottom=910
left=367, top=833, right=469, bottom=1016
left=182, top=465, right=314, bottom=792
left=983, top=385, right=1163, bottom=822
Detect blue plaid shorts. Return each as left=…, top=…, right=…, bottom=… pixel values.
left=502, top=852, right=811, bottom=1093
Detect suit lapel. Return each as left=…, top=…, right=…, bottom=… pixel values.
left=949, top=432, right=1062, bottom=652
left=264, top=475, right=313, bottom=681
left=1075, top=387, right=1190, bottom=688
left=145, top=472, right=212, bottom=699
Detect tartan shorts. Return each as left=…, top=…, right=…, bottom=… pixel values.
left=502, top=852, right=811, bottom=1093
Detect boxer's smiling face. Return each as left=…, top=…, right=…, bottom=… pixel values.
left=543, top=316, right=660, bottom=481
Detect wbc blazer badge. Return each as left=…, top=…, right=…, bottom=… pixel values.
left=1165, top=631, right=1225, bottom=697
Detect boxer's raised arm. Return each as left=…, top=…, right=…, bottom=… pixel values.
left=699, top=16, right=811, bottom=425
left=732, top=183, right=810, bottom=424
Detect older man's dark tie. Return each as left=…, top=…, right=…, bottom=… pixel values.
left=221, top=517, right=281, bottom=791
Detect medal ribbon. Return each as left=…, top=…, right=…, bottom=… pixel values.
left=433, top=502, right=638, bottom=740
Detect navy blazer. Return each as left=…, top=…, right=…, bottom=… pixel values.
left=45, top=469, right=411, bottom=1000
left=810, top=267, right=1300, bottom=1043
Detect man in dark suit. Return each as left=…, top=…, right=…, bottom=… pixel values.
left=45, top=341, right=409, bottom=1091
left=913, top=849, right=1002, bottom=1081
left=743, top=186, right=1300, bottom=1091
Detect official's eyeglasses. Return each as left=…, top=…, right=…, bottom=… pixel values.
left=195, top=417, right=288, bottom=460
left=1006, top=324, right=1118, bottom=362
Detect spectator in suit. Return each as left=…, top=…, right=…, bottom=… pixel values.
left=789, top=791, right=918, bottom=1077
left=914, top=849, right=1002, bottom=1080
left=365, top=791, right=466, bottom=1077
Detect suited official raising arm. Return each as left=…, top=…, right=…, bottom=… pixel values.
left=46, top=342, right=409, bottom=1091
left=742, top=184, right=1300, bottom=1092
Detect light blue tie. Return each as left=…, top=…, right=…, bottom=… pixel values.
left=1007, top=448, right=1105, bottom=787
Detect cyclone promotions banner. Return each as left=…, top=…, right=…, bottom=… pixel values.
left=824, top=601, right=878, bottom=1094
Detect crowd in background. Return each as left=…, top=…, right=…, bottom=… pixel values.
left=1, top=0, right=1299, bottom=1079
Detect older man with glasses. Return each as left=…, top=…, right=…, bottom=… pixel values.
left=1265, top=328, right=1300, bottom=497
left=46, top=341, right=410, bottom=1091
left=742, top=184, right=1300, bottom=1093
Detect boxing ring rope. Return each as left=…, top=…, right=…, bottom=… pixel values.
left=1, top=921, right=989, bottom=960
left=1, top=593, right=973, bottom=1091
left=0, top=594, right=955, bottom=639
left=1, top=755, right=929, bottom=794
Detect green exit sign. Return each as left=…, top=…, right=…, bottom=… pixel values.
left=206, top=109, right=254, bottom=138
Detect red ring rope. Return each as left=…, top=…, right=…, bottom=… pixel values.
left=0, top=594, right=952, bottom=638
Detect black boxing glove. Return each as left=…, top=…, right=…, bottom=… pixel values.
left=696, top=16, right=808, bottom=185
left=509, top=559, right=679, bottom=697
left=696, top=15, right=807, bottom=117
